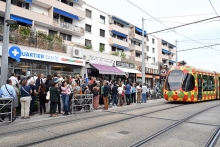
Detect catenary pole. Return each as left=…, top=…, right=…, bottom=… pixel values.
left=142, top=17, right=145, bottom=84
left=1, top=0, right=11, bottom=86
left=175, top=40, right=178, bottom=66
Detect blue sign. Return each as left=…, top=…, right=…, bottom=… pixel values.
left=9, top=46, right=21, bottom=62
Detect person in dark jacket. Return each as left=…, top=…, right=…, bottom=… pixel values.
left=103, top=82, right=110, bottom=110
left=111, top=83, right=118, bottom=107
left=45, top=75, right=53, bottom=92
left=49, top=81, right=60, bottom=117
left=35, top=74, right=43, bottom=92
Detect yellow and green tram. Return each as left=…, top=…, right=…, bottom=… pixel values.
left=164, top=66, right=220, bottom=102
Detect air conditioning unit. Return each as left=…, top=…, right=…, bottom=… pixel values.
left=72, top=47, right=83, bottom=58
left=109, top=19, right=114, bottom=24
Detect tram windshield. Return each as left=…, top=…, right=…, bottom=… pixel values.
left=165, top=70, right=184, bottom=91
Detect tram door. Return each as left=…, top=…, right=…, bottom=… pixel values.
left=198, top=74, right=203, bottom=100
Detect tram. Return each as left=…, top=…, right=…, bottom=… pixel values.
left=163, top=66, right=220, bottom=102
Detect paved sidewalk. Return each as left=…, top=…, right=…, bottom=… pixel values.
left=2, top=99, right=164, bottom=125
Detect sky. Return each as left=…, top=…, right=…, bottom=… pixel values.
left=84, top=0, right=220, bottom=72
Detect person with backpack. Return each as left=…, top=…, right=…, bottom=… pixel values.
left=92, top=83, right=100, bottom=110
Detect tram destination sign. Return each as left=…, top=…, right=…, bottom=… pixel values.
left=116, top=61, right=135, bottom=69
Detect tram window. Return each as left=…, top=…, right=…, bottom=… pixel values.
left=203, top=75, right=215, bottom=91
left=182, top=74, right=195, bottom=91
left=165, top=70, right=184, bottom=91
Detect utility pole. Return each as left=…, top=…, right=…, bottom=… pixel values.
left=175, top=40, right=178, bottom=66
left=1, top=0, right=11, bottom=86
left=142, top=17, right=145, bottom=84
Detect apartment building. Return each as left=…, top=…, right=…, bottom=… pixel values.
left=0, top=0, right=176, bottom=86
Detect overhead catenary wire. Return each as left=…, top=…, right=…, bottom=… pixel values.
left=209, top=0, right=220, bottom=21
left=127, top=0, right=219, bottom=52
left=177, top=44, right=220, bottom=52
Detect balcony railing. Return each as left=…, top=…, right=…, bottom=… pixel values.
left=53, top=19, right=85, bottom=34
left=112, top=35, right=127, bottom=42
left=0, top=31, right=67, bottom=53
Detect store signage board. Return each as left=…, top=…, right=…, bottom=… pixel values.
left=89, top=56, right=113, bottom=66
left=115, top=61, right=135, bottom=69
left=0, top=46, right=85, bottom=66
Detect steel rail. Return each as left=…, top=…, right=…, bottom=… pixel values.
left=205, top=125, right=220, bottom=147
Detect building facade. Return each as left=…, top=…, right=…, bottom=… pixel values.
left=0, top=0, right=176, bottom=86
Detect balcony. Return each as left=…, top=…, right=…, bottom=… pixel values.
left=129, top=43, right=135, bottom=50
left=162, top=54, right=169, bottom=59
left=0, top=1, right=52, bottom=25
left=37, top=0, right=85, bottom=19
left=53, top=19, right=85, bottom=36
left=135, top=57, right=142, bottom=62
left=109, top=37, right=129, bottom=48
left=109, top=24, right=129, bottom=35
left=134, top=45, right=142, bottom=52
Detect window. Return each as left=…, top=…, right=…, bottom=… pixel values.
left=100, top=43, right=105, bottom=49
left=112, top=47, right=116, bottom=52
left=146, top=36, right=149, bottom=41
left=49, top=30, right=57, bottom=36
left=166, top=70, right=184, bottom=91
left=182, top=74, right=195, bottom=91
left=111, top=47, right=123, bottom=52
left=85, top=24, right=91, bottom=33
left=60, top=33, right=71, bottom=41
left=202, top=75, right=215, bottom=91
left=152, top=48, right=155, bottom=53
left=152, top=57, right=155, bottom=63
left=136, top=52, right=141, bottom=58
left=162, top=59, right=167, bottom=64
left=147, top=46, right=149, bottom=51
left=169, top=62, right=174, bottom=66
left=114, top=21, right=124, bottom=28
left=152, top=38, right=155, bottom=44
left=100, top=15, right=105, bottom=24
left=85, top=39, right=92, bottom=47
left=100, top=29, right=105, bottom=37
left=86, top=9, right=92, bottom=18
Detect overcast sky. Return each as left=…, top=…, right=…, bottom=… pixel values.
left=84, top=0, right=220, bottom=71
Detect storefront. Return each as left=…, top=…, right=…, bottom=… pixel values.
left=115, top=61, right=141, bottom=83
left=0, top=45, right=85, bottom=79
left=87, top=56, right=125, bottom=81
left=136, top=66, right=160, bottom=88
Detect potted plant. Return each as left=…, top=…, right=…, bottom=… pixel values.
left=17, top=25, right=31, bottom=46
left=111, top=51, right=120, bottom=56
left=120, top=52, right=127, bottom=58
left=99, top=45, right=105, bottom=52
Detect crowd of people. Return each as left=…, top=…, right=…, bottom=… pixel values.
left=0, top=73, right=160, bottom=122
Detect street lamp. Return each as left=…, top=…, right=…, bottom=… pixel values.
left=0, top=0, right=13, bottom=86
left=141, top=17, right=146, bottom=84
left=5, top=19, right=17, bottom=26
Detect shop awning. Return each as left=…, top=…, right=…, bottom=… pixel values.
left=112, top=17, right=129, bottom=26
left=117, top=67, right=141, bottom=74
left=113, top=44, right=129, bottom=50
left=135, top=27, right=147, bottom=35
left=90, top=64, right=125, bottom=75
left=53, top=8, right=79, bottom=20
left=25, top=0, right=32, bottom=3
left=10, top=15, right=32, bottom=25
left=162, top=49, right=171, bottom=54
left=111, top=30, right=127, bottom=38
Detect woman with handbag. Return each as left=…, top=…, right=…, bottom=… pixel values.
left=38, top=84, right=47, bottom=115
left=61, top=81, right=71, bottom=115
left=20, top=79, right=32, bottom=119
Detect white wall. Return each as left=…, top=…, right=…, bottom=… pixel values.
left=34, top=24, right=48, bottom=34
left=146, top=35, right=158, bottom=64
left=31, top=4, right=49, bottom=16
left=82, top=4, right=111, bottom=53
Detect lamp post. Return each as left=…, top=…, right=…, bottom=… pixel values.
left=175, top=40, right=178, bottom=66
left=141, top=17, right=145, bottom=84
left=1, top=0, right=14, bottom=86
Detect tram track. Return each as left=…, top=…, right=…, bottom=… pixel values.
left=0, top=101, right=180, bottom=136
left=14, top=103, right=187, bottom=147
left=205, top=125, right=220, bottom=147
left=129, top=104, right=220, bottom=147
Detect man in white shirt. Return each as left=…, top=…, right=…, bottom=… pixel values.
left=142, top=83, right=147, bottom=103
left=9, top=73, right=19, bottom=86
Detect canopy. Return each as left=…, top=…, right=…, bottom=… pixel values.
left=112, top=30, right=127, bottom=38
left=116, top=67, right=141, bottom=74
left=90, top=64, right=125, bottom=75
left=135, top=27, right=147, bottom=35
left=112, top=17, right=129, bottom=26
left=10, top=15, right=32, bottom=25
left=113, top=44, right=129, bottom=50
left=162, top=49, right=171, bottom=54
left=54, top=8, right=79, bottom=20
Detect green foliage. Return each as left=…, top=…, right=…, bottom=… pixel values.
left=47, top=35, right=54, bottom=42
left=10, top=24, right=18, bottom=32
left=111, top=51, right=120, bottom=56
left=19, top=25, right=31, bottom=36
left=120, top=52, right=127, bottom=58
left=85, top=45, right=92, bottom=49
left=53, top=34, right=63, bottom=43
left=37, top=31, right=47, bottom=39
left=99, top=45, right=105, bottom=52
